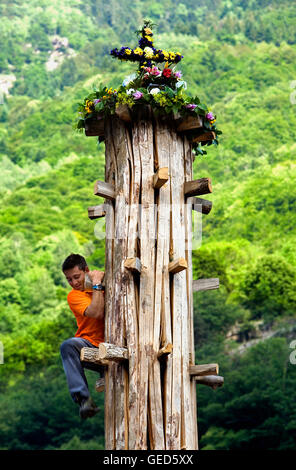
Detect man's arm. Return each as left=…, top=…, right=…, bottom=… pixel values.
left=84, top=270, right=105, bottom=319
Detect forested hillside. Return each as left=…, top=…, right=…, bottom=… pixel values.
left=0, top=0, right=295, bottom=450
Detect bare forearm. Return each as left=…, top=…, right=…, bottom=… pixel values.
left=85, top=290, right=105, bottom=319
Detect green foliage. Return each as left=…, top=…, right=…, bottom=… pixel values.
left=241, top=255, right=296, bottom=321
left=198, top=338, right=296, bottom=450
left=194, top=288, right=248, bottom=347
left=0, top=360, right=104, bottom=449
left=0, top=0, right=295, bottom=452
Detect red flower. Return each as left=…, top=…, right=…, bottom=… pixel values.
left=163, top=68, right=172, bottom=78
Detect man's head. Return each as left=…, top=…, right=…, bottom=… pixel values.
left=62, top=253, right=89, bottom=291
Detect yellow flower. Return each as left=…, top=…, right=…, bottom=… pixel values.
left=144, top=27, right=153, bottom=35
left=134, top=47, right=143, bottom=56
left=162, top=50, right=169, bottom=60
left=169, top=52, right=176, bottom=60
left=85, top=99, right=93, bottom=113
left=108, top=88, right=113, bottom=95
left=125, top=48, right=132, bottom=55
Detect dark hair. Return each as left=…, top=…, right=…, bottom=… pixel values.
left=62, top=253, right=87, bottom=272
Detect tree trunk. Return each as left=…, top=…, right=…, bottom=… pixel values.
left=101, top=109, right=198, bottom=450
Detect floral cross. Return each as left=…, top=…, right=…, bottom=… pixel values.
left=110, top=20, right=183, bottom=69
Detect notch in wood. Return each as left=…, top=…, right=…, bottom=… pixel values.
left=94, top=180, right=116, bottom=200
left=168, top=257, right=188, bottom=274
left=153, top=167, right=169, bottom=189
left=88, top=204, right=106, bottom=219
left=193, top=278, right=220, bottom=292
left=158, top=343, right=173, bottom=359
left=184, top=178, right=212, bottom=197
left=124, top=257, right=142, bottom=274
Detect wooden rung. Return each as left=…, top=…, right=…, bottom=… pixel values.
left=194, top=375, right=224, bottom=390
left=80, top=347, right=109, bottom=366
left=192, top=131, right=216, bottom=143
left=184, top=178, right=212, bottom=197
left=193, top=278, right=220, bottom=292
left=99, top=342, right=128, bottom=362
left=157, top=343, right=173, bottom=359
left=189, top=363, right=219, bottom=377
left=95, top=377, right=105, bottom=393
left=94, top=180, right=116, bottom=200
left=176, top=115, right=203, bottom=132
left=85, top=116, right=104, bottom=137
left=115, top=104, right=132, bottom=123
left=153, top=167, right=169, bottom=189
left=124, top=257, right=142, bottom=273
left=88, top=204, right=106, bottom=219
left=191, top=197, right=212, bottom=215
left=168, top=257, right=188, bottom=274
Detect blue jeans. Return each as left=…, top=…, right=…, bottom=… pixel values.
left=60, top=337, right=104, bottom=403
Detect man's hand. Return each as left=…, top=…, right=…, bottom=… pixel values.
left=88, top=270, right=105, bottom=284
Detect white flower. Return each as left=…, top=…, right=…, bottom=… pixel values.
left=176, top=80, right=187, bottom=90
left=126, top=88, right=135, bottom=95
left=150, top=88, right=161, bottom=95
left=122, top=73, right=137, bottom=87
left=144, top=47, right=154, bottom=59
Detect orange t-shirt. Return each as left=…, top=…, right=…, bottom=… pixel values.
left=67, top=289, right=105, bottom=347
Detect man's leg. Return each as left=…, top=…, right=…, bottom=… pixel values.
left=60, top=337, right=98, bottom=403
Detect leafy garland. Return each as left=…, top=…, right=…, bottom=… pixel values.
left=76, top=21, right=222, bottom=156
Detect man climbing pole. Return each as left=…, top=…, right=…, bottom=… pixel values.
left=60, top=253, right=105, bottom=420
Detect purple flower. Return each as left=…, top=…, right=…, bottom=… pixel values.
left=133, top=91, right=143, bottom=100
left=186, top=104, right=197, bottom=110
left=174, top=71, right=182, bottom=79
left=206, top=111, right=215, bottom=120
left=94, top=99, right=101, bottom=105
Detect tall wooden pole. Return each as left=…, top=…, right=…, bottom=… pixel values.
left=101, top=108, right=199, bottom=450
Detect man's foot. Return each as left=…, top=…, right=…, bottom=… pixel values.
left=79, top=397, right=100, bottom=420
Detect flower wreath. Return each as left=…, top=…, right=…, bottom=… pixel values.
left=76, top=21, right=222, bottom=156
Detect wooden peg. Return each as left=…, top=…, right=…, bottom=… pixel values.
left=176, top=115, right=203, bottom=132
left=88, top=204, right=106, bottom=219
left=184, top=178, right=212, bottom=197
left=168, top=257, right=188, bottom=274
left=153, top=167, right=169, bottom=189
left=94, top=180, right=116, bottom=200
left=115, top=104, right=132, bottom=123
left=191, top=197, right=212, bottom=215
left=193, top=278, right=220, bottom=292
left=189, top=363, right=219, bottom=377
left=124, top=257, right=142, bottom=274
left=194, top=375, right=224, bottom=390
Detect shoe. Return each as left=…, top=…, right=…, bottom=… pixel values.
left=79, top=396, right=100, bottom=420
